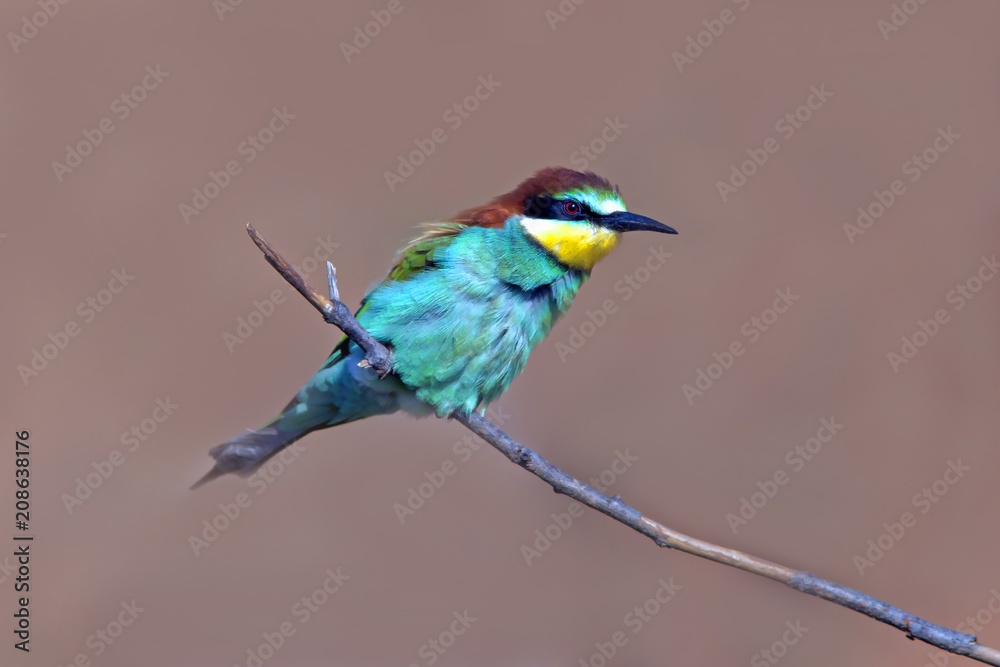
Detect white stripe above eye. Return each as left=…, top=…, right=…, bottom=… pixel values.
left=576, top=191, right=626, bottom=216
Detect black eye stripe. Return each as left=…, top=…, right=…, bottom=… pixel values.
left=524, top=195, right=590, bottom=221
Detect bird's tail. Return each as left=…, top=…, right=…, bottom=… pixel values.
left=191, top=347, right=375, bottom=489
left=190, top=419, right=315, bottom=489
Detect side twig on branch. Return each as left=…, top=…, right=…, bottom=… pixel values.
left=246, top=222, right=1000, bottom=666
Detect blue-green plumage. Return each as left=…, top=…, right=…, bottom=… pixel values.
left=193, top=167, right=676, bottom=487
left=359, top=218, right=586, bottom=415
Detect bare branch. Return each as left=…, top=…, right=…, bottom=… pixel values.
left=246, top=223, right=1000, bottom=666
left=247, top=224, right=391, bottom=377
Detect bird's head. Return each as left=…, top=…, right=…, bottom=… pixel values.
left=455, top=167, right=677, bottom=271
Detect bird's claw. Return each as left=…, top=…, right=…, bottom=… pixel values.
left=358, top=354, right=393, bottom=379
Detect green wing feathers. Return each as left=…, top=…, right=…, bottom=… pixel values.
left=387, top=224, right=464, bottom=282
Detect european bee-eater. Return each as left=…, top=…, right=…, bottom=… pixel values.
left=194, top=167, right=677, bottom=488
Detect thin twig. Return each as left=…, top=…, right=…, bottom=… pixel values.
left=246, top=224, right=392, bottom=377
left=245, top=222, right=1000, bottom=666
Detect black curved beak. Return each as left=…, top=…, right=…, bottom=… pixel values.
left=600, top=211, right=678, bottom=235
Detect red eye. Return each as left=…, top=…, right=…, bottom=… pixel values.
left=564, top=201, right=581, bottom=216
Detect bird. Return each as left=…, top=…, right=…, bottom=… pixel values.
left=193, top=167, right=677, bottom=488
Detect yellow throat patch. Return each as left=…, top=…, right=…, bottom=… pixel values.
left=520, top=218, right=621, bottom=271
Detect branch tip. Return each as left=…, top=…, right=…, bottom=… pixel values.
left=327, top=261, right=340, bottom=302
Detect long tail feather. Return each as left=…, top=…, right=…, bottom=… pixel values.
left=192, top=353, right=369, bottom=490
left=191, top=424, right=313, bottom=489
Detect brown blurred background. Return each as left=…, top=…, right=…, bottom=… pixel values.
left=3, top=1, right=1000, bottom=665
